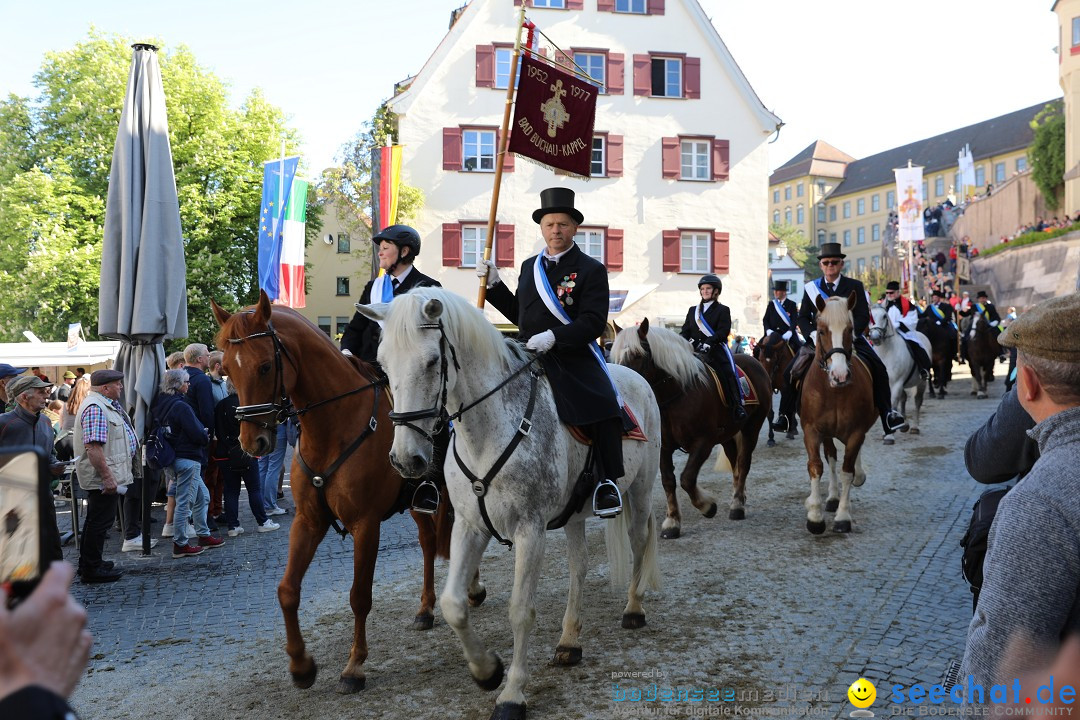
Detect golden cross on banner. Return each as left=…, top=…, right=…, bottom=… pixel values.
left=540, top=79, right=570, bottom=138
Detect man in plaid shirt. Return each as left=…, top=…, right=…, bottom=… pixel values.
left=72, top=369, right=137, bottom=583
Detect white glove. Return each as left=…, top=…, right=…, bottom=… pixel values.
left=526, top=329, right=556, bottom=353
left=781, top=330, right=792, bottom=341
left=810, top=330, right=818, bottom=344
left=341, top=348, right=353, bottom=357
left=476, top=258, right=500, bottom=288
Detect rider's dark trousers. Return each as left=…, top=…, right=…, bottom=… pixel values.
left=587, top=417, right=625, bottom=481
left=856, top=338, right=895, bottom=432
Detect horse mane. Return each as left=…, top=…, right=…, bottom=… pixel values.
left=820, top=296, right=853, bottom=331
left=382, top=288, right=528, bottom=370
left=610, top=322, right=706, bottom=390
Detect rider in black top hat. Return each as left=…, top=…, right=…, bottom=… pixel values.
left=680, top=274, right=747, bottom=424
left=792, top=242, right=906, bottom=434
left=883, top=281, right=932, bottom=379
left=479, top=187, right=629, bottom=518
left=762, top=280, right=801, bottom=432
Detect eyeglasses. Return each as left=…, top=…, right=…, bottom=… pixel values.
left=820, top=260, right=842, bottom=266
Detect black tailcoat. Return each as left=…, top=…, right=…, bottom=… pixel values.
left=797, top=275, right=871, bottom=340
left=679, top=300, right=732, bottom=346
left=762, top=296, right=800, bottom=337
left=340, top=266, right=441, bottom=364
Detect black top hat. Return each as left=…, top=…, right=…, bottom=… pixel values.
left=532, top=187, right=584, bottom=225
left=976, top=290, right=989, bottom=298
left=885, top=281, right=901, bottom=291
left=772, top=280, right=789, bottom=292
left=817, top=242, right=846, bottom=260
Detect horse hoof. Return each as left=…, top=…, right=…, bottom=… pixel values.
left=728, top=507, right=745, bottom=521
left=413, top=612, right=434, bottom=631
left=852, top=473, right=866, bottom=488
left=970, top=390, right=978, bottom=396
left=474, top=655, right=504, bottom=692
left=291, top=659, right=318, bottom=690
left=882, top=436, right=895, bottom=446
left=553, top=645, right=582, bottom=666
left=660, top=526, right=681, bottom=540
left=490, top=701, right=527, bottom=720
left=787, top=430, right=798, bottom=439
left=978, top=392, right=988, bottom=399
left=909, top=427, right=920, bottom=435
left=622, top=612, right=647, bottom=629
left=833, top=520, right=852, bottom=533
left=806, top=520, right=826, bottom=535
left=336, top=675, right=366, bottom=694
left=468, top=587, right=488, bottom=607
left=703, top=502, right=718, bottom=519
left=767, top=439, right=776, bottom=447
left=824, top=498, right=839, bottom=513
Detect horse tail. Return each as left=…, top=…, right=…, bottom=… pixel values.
left=604, top=499, right=661, bottom=593
left=434, top=493, right=453, bottom=560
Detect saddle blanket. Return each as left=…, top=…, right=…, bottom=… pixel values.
left=707, top=365, right=760, bottom=408
left=568, top=403, right=648, bottom=445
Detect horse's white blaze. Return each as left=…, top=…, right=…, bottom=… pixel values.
left=233, top=350, right=242, bottom=368
left=820, top=298, right=852, bottom=385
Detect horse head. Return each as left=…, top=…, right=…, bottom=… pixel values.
left=814, top=292, right=857, bottom=387
left=609, top=318, right=661, bottom=384
left=212, top=290, right=293, bottom=457
left=868, top=306, right=892, bottom=346
left=610, top=318, right=706, bottom=403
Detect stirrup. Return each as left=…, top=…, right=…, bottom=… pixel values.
left=885, top=411, right=906, bottom=432
left=411, top=480, right=440, bottom=516
left=592, top=479, right=622, bottom=519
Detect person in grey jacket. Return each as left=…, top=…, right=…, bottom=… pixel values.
left=963, top=386, right=1038, bottom=484
left=960, top=294, right=1080, bottom=694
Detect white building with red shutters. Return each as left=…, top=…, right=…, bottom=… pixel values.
left=385, top=0, right=779, bottom=331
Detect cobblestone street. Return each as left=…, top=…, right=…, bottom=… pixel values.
left=66, top=367, right=1007, bottom=720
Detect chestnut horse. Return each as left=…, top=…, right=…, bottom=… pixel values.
left=799, top=293, right=878, bottom=534
left=753, top=333, right=797, bottom=447
left=610, top=319, right=771, bottom=538
left=211, top=291, right=464, bottom=695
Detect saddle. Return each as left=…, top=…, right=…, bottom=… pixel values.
left=789, top=345, right=815, bottom=383
left=567, top=403, right=648, bottom=445
left=703, top=364, right=759, bottom=407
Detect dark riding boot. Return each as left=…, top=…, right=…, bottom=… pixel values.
left=959, top=335, right=968, bottom=365
left=908, top=340, right=932, bottom=380
left=861, top=340, right=904, bottom=434
left=592, top=478, right=622, bottom=518
left=771, top=414, right=789, bottom=432
left=411, top=480, right=440, bottom=515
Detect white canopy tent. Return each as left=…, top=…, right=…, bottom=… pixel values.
left=0, top=341, right=123, bottom=383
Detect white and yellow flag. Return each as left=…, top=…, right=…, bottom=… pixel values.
left=894, top=166, right=925, bottom=242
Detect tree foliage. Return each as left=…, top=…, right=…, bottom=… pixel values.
left=1028, top=102, right=1065, bottom=211
left=769, top=223, right=820, bottom=280
left=0, top=29, right=320, bottom=347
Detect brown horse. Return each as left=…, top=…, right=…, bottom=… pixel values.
left=610, top=319, right=770, bottom=538
left=753, top=333, right=797, bottom=447
left=211, top=291, right=466, bottom=695
left=967, top=312, right=1000, bottom=399
left=799, top=293, right=878, bottom=534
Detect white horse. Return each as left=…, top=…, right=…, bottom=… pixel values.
left=357, top=288, right=661, bottom=720
left=868, top=306, right=928, bottom=444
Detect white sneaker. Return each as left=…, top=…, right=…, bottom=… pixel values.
left=257, top=519, right=280, bottom=533
left=122, top=535, right=160, bottom=552
left=267, top=506, right=287, bottom=516
left=227, top=526, right=245, bottom=537
left=161, top=523, right=174, bottom=538
left=186, top=523, right=197, bottom=536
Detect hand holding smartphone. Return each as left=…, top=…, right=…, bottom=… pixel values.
left=0, top=448, right=50, bottom=608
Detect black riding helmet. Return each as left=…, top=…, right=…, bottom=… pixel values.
left=372, top=224, right=421, bottom=260
left=698, top=274, right=722, bottom=293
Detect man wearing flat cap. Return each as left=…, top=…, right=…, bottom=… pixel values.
left=71, top=369, right=136, bottom=583
left=478, top=187, right=629, bottom=518
left=0, top=374, right=65, bottom=565
left=50, top=371, right=77, bottom=403
left=961, top=293, right=1080, bottom=690
left=794, top=242, right=906, bottom=433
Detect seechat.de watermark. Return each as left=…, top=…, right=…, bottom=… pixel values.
left=887, top=676, right=1075, bottom=716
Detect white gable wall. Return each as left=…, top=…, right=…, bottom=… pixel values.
left=391, top=0, right=776, bottom=334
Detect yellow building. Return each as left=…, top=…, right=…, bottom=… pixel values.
left=1054, top=0, right=1080, bottom=213
left=769, top=101, right=1055, bottom=276
left=296, top=204, right=373, bottom=341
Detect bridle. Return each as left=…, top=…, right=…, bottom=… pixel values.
left=817, top=329, right=853, bottom=376
left=385, top=321, right=460, bottom=445
left=868, top=309, right=894, bottom=345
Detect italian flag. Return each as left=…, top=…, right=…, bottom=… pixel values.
left=278, top=179, right=308, bottom=308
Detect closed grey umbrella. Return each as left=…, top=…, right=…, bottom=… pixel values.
left=99, top=43, right=187, bottom=439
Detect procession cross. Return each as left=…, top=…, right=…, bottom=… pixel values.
left=540, top=79, right=569, bottom=138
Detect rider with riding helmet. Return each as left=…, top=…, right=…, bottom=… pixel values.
left=882, top=281, right=932, bottom=378
left=477, top=187, right=628, bottom=518
left=681, top=274, right=748, bottom=424
left=341, top=224, right=442, bottom=514
left=793, top=242, right=906, bottom=434
left=761, top=280, right=800, bottom=432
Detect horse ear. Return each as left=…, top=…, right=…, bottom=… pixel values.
left=422, top=298, right=444, bottom=321
left=815, top=295, right=826, bottom=313
left=847, top=290, right=858, bottom=310
left=355, top=302, right=388, bottom=322
left=253, top=289, right=272, bottom=325
left=637, top=317, right=650, bottom=340
left=613, top=321, right=623, bottom=334
left=210, top=298, right=232, bottom=328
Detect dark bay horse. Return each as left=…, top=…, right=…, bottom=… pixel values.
left=967, top=312, right=1000, bottom=399
left=211, top=291, right=460, bottom=695
left=916, top=315, right=956, bottom=398
left=799, top=293, right=877, bottom=534
left=753, top=333, right=797, bottom=447
left=610, top=319, right=770, bottom=538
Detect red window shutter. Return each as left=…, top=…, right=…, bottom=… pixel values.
left=514, top=0, right=522, bottom=5
left=567, top=0, right=584, bottom=9
left=684, top=56, right=701, bottom=99
left=712, top=231, right=730, bottom=273
left=661, top=137, right=680, bottom=179
left=497, top=130, right=515, bottom=173
left=443, top=128, right=463, bottom=171
left=662, top=230, right=680, bottom=272
left=475, top=45, right=494, bottom=88
left=442, top=223, right=462, bottom=267
left=606, top=53, right=624, bottom=95
left=633, top=54, right=651, bottom=96
left=712, top=139, right=730, bottom=181
left=606, top=135, right=623, bottom=177
left=606, top=228, right=624, bottom=271
left=597, top=0, right=615, bottom=11
left=495, top=224, right=515, bottom=268
left=647, top=0, right=665, bottom=14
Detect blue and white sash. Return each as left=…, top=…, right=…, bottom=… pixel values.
left=531, top=255, right=625, bottom=406
left=368, top=273, right=396, bottom=328
left=773, top=298, right=794, bottom=327
left=695, top=304, right=717, bottom=338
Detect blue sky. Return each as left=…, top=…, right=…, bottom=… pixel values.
left=0, top=0, right=1064, bottom=176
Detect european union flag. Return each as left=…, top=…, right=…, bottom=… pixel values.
left=257, top=156, right=300, bottom=301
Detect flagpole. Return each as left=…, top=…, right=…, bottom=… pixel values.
left=477, top=0, right=528, bottom=308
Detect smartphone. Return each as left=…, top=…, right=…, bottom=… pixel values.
left=0, top=447, right=49, bottom=607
